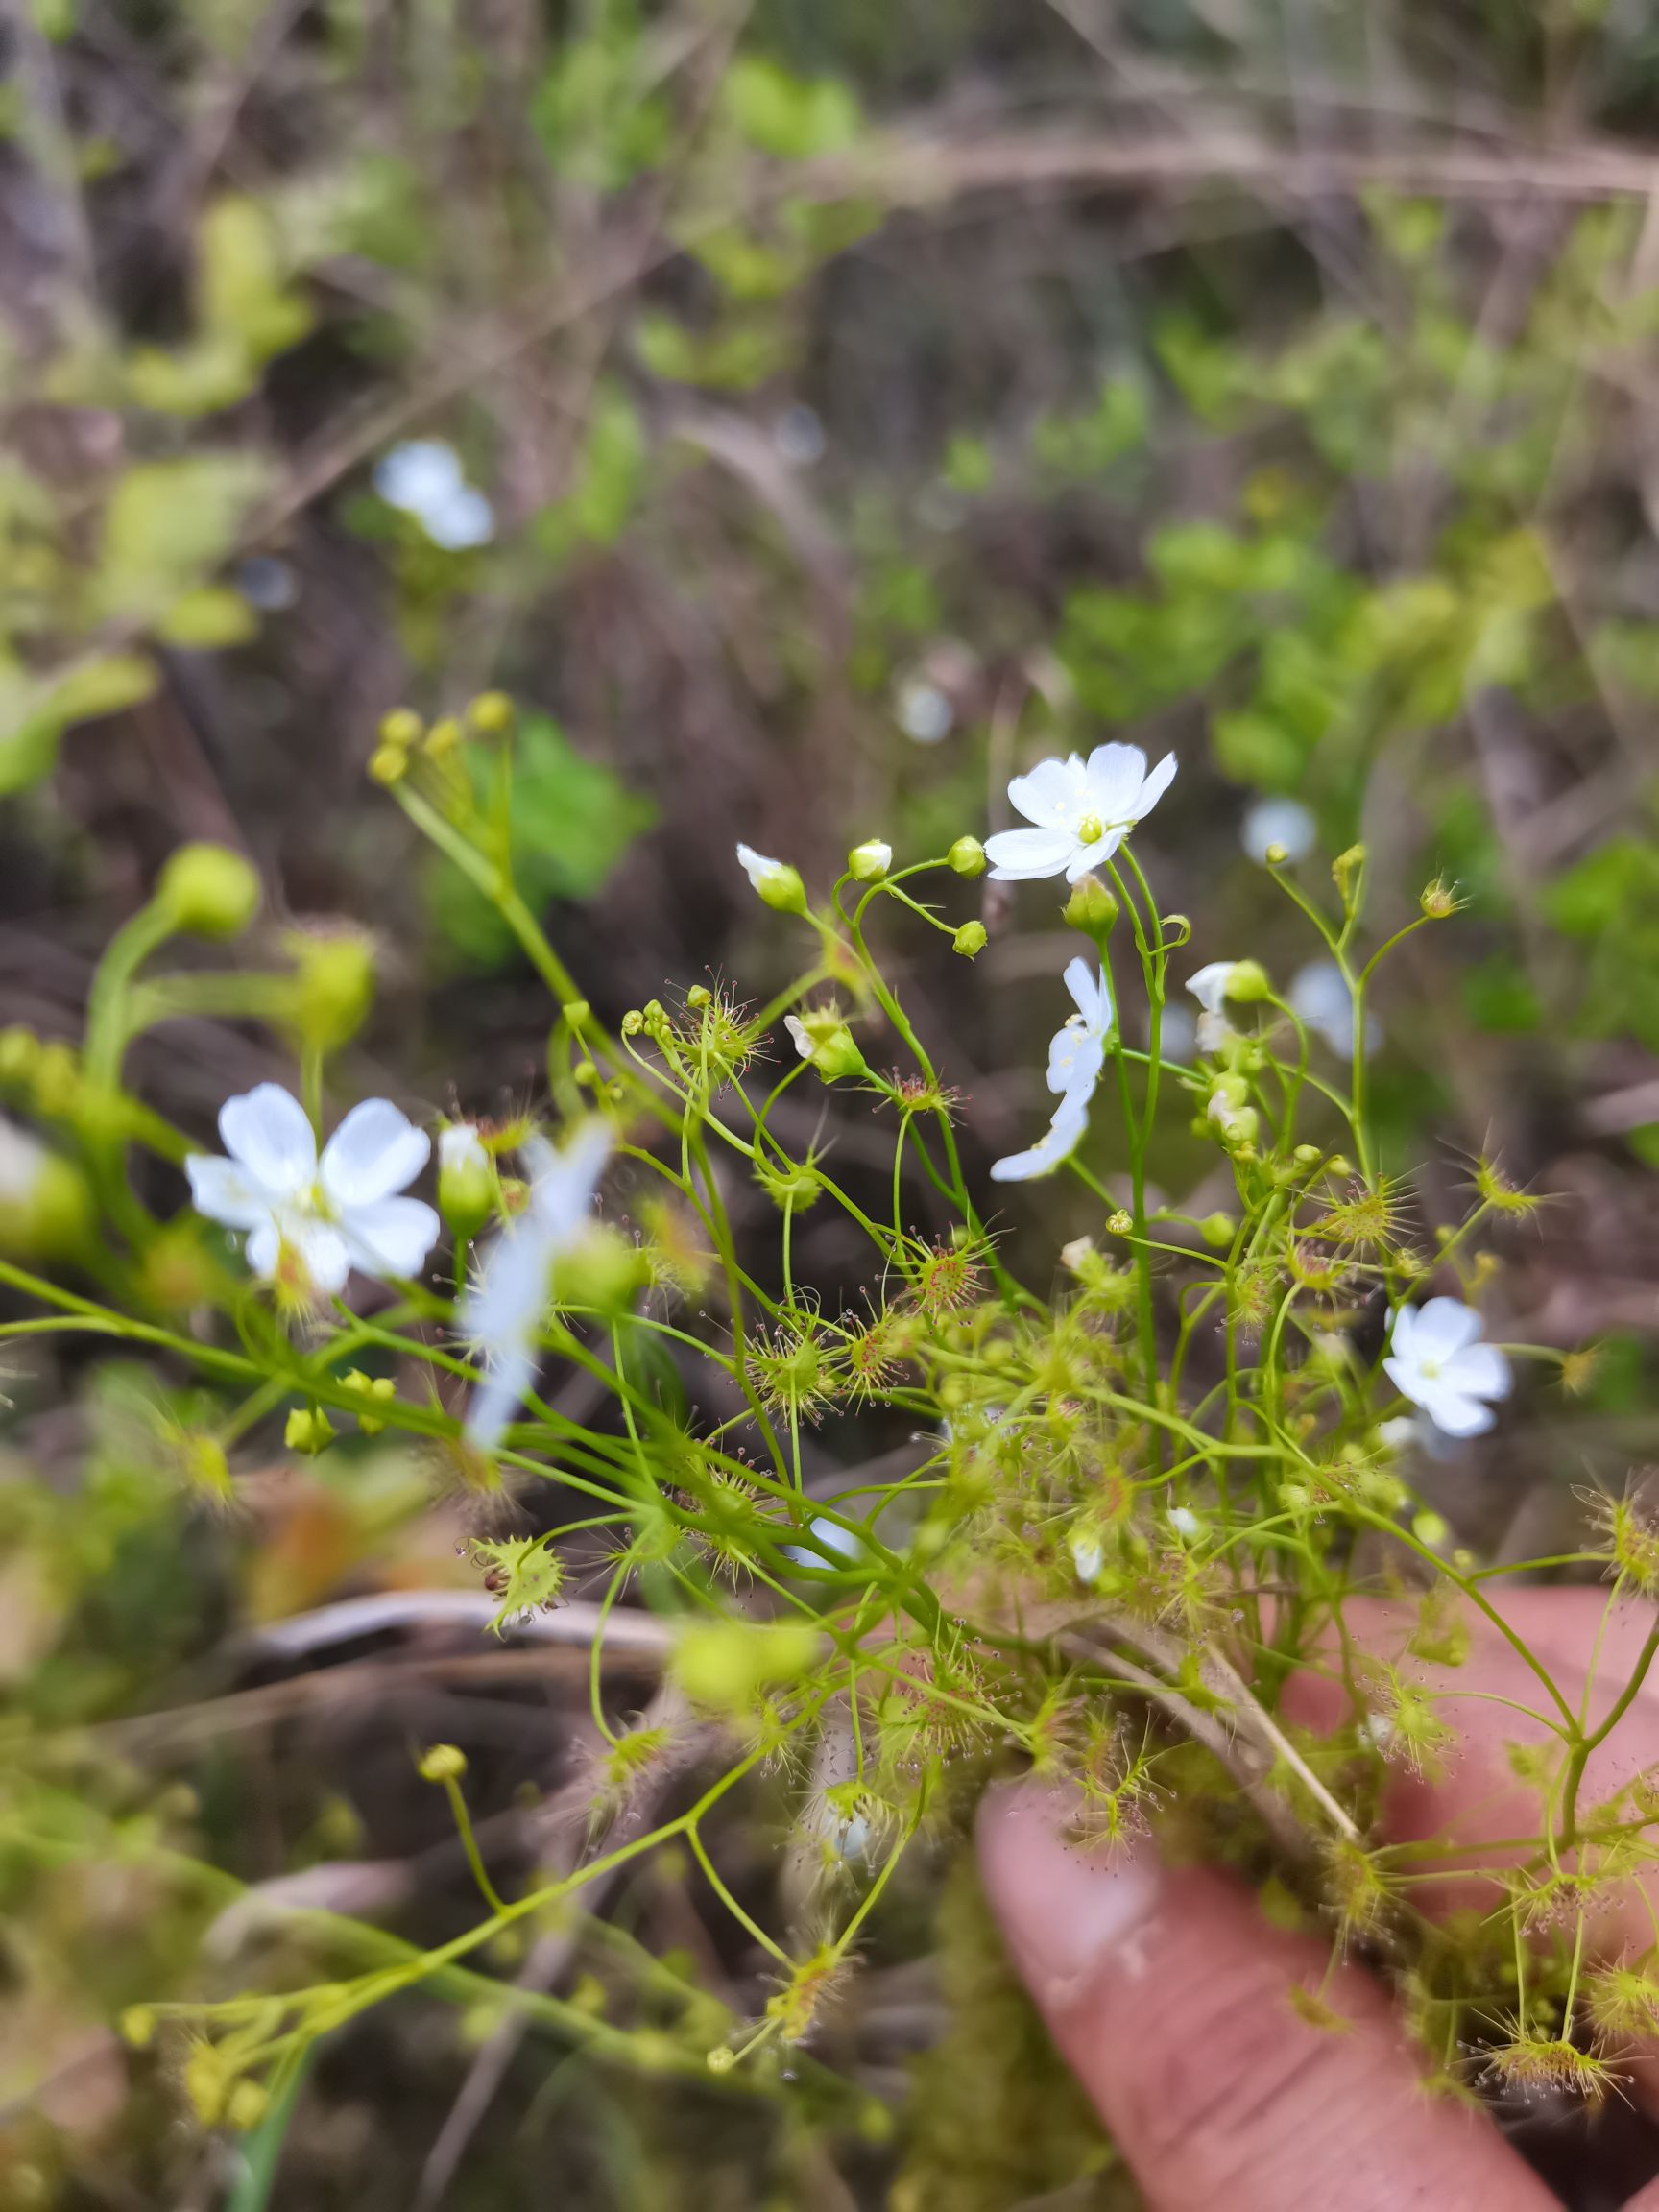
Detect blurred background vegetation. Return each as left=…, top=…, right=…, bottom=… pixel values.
left=5, top=0, right=1659, bottom=2203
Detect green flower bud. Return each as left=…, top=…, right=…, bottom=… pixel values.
left=1224, top=958, right=1270, bottom=1002
left=952, top=920, right=988, bottom=958
left=32, top=1042, right=80, bottom=1118
left=342, top=1368, right=397, bottom=1435
left=156, top=843, right=261, bottom=940
left=848, top=838, right=892, bottom=881
left=1063, top=875, right=1118, bottom=933
left=1293, top=1142, right=1322, bottom=1166
left=948, top=835, right=986, bottom=877
left=368, top=744, right=408, bottom=785
left=1263, top=841, right=1289, bottom=865
left=552, top=1224, right=650, bottom=1314
left=670, top=1619, right=822, bottom=1713
left=438, top=1122, right=493, bottom=1239
left=785, top=1008, right=867, bottom=1082
left=418, top=1743, right=469, bottom=1783
left=1200, top=1211, right=1235, bottom=1248
left=1420, top=878, right=1457, bottom=919
left=423, top=716, right=464, bottom=757
left=468, top=690, right=515, bottom=735
left=0, top=1121, right=92, bottom=1259
left=379, top=708, right=424, bottom=749
left=735, top=844, right=806, bottom=915
left=228, top=2081, right=269, bottom=2131
left=285, top=928, right=375, bottom=1051
left=0, top=1027, right=39, bottom=1084
left=284, top=1407, right=336, bottom=1455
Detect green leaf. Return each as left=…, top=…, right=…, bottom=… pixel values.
left=534, top=386, right=646, bottom=559
left=157, top=588, right=258, bottom=649
left=93, top=453, right=271, bottom=624
left=722, top=58, right=859, bottom=159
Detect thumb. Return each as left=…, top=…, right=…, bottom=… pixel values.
left=976, top=1780, right=1560, bottom=2212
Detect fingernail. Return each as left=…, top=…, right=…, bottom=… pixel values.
left=976, top=1777, right=1163, bottom=2008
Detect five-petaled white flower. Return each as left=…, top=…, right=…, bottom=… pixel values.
left=1046, top=956, right=1114, bottom=1105
left=1384, top=1298, right=1511, bottom=1439
left=460, top=1121, right=613, bottom=1451
left=187, top=1084, right=439, bottom=1295
left=984, top=743, right=1176, bottom=883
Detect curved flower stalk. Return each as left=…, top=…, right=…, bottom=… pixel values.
left=459, top=1120, right=613, bottom=1450
left=984, top=742, right=1175, bottom=882
left=1384, top=1298, right=1511, bottom=1438
left=186, top=1084, right=438, bottom=1294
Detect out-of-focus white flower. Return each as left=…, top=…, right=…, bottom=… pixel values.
left=1384, top=1298, right=1511, bottom=1439
left=784, top=1516, right=866, bottom=1569
left=1241, top=797, right=1316, bottom=863
left=439, top=1124, right=489, bottom=1176
left=1070, top=1529, right=1104, bottom=1584
left=1167, top=1505, right=1202, bottom=1542
left=984, top=743, right=1176, bottom=884
left=897, top=679, right=952, bottom=745
left=373, top=440, right=494, bottom=550
left=187, top=1084, right=438, bottom=1296
left=1289, top=958, right=1381, bottom=1058
left=990, top=1089, right=1090, bottom=1184
left=1046, top=956, right=1114, bottom=1106
left=460, top=1122, right=612, bottom=1451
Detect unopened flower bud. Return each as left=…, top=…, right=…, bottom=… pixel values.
left=1420, top=878, right=1457, bottom=919
left=1063, top=875, right=1118, bottom=933
left=468, top=690, right=515, bottom=735
left=0, top=1120, right=92, bottom=1259
left=686, top=985, right=712, bottom=1010
left=1060, top=1235, right=1095, bottom=1274
left=438, top=1122, right=493, bottom=1238
left=423, top=716, right=464, bottom=757
left=552, top=1224, right=650, bottom=1314
left=342, top=1368, right=397, bottom=1435
left=1224, top=958, right=1270, bottom=1002
left=379, top=708, right=424, bottom=750
left=785, top=1008, right=867, bottom=1082
left=670, top=1618, right=821, bottom=1713
left=948, top=835, right=986, bottom=877
left=1293, top=1142, right=1321, bottom=1166
left=286, top=928, right=375, bottom=1050
left=1200, top=1211, right=1235, bottom=1248
left=1263, top=841, right=1289, bottom=865
left=952, top=920, right=987, bottom=958
left=284, top=1407, right=336, bottom=1455
left=227, top=2081, right=269, bottom=2131
left=735, top=844, right=806, bottom=915
left=1106, top=1209, right=1133, bottom=1236
left=156, top=843, right=261, bottom=940
left=848, top=838, right=892, bottom=881
left=1411, top=1510, right=1451, bottom=1551
left=419, top=1743, right=469, bottom=1784
left=368, top=744, right=408, bottom=785
left=621, top=1009, right=643, bottom=1036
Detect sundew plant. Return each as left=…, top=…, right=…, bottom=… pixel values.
left=3, top=696, right=1654, bottom=2145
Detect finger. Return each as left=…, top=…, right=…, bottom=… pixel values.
left=977, top=1779, right=1559, bottom=2212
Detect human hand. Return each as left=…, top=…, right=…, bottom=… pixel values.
left=978, top=1589, right=1659, bottom=2211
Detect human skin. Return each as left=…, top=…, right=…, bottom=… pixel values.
left=977, top=1588, right=1659, bottom=2212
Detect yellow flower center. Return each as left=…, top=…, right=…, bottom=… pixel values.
left=1077, top=815, right=1104, bottom=844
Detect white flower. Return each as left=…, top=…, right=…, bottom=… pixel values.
left=1070, top=1529, right=1104, bottom=1584
left=897, top=679, right=952, bottom=744
left=984, top=743, right=1176, bottom=883
left=373, top=440, right=494, bottom=550
left=1167, top=1505, right=1202, bottom=1542
left=784, top=1516, right=866, bottom=1569
left=989, top=1089, right=1090, bottom=1183
left=1289, top=958, right=1381, bottom=1059
left=734, top=843, right=805, bottom=913
left=460, top=1122, right=612, bottom=1451
left=1241, top=797, right=1316, bottom=863
left=1046, top=956, right=1114, bottom=1105
left=186, top=1084, right=438, bottom=1295
left=1383, top=1298, right=1511, bottom=1439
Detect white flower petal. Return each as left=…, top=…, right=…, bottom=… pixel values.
left=374, top=440, right=464, bottom=512
left=465, top=1343, right=539, bottom=1452
left=1446, top=1341, right=1511, bottom=1403
left=250, top=1214, right=350, bottom=1295
left=1007, top=756, right=1088, bottom=831
left=246, top=1218, right=281, bottom=1277
left=340, top=1196, right=440, bottom=1280
left=1082, top=742, right=1148, bottom=823
left=1411, top=1296, right=1483, bottom=1360
left=1387, top=1305, right=1418, bottom=1362
left=186, top=1154, right=273, bottom=1230
left=990, top=1094, right=1089, bottom=1182
left=1046, top=1022, right=1105, bottom=1100
left=525, top=1122, right=613, bottom=1245
left=1417, top=1384, right=1495, bottom=1439
left=1062, top=955, right=1105, bottom=1026
left=1187, top=962, right=1237, bottom=1018
left=219, top=1085, right=316, bottom=1195
left=321, top=1098, right=430, bottom=1208
left=983, top=827, right=1076, bottom=881
left=735, top=842, right=779, bottom=891
left=1065, top=830, right=1124, bottom=880
left=1131, top=749, right=1178, bottom=819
